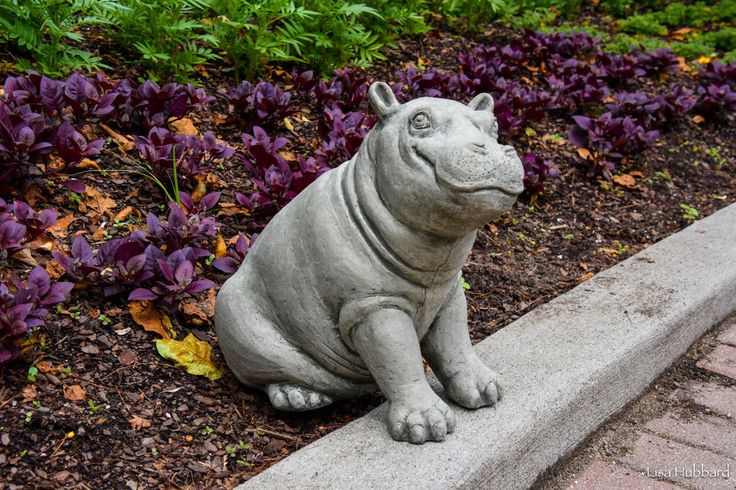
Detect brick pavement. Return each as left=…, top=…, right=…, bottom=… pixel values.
left=540, top=317, right=736, bottom=489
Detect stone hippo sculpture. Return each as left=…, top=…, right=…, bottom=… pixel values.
left=215, top=82, right=525, bottom=444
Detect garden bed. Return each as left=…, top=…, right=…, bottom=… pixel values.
left=1, top=10, right=735, bottom=490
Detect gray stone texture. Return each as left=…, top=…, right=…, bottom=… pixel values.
left=239, top=203, right=736, bottom=489
left=216, top=83, right=525, bottom=443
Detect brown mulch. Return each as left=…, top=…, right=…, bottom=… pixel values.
left=1, top=23, right=735, bottom=490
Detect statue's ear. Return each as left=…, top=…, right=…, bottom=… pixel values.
left=468, top=93, right=494, bottom=112
left=368, top=82, right=399, bottom=119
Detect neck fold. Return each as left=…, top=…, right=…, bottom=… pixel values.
left=340, top=144, right=476, bottom=288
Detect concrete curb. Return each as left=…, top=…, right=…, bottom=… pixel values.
left=238, top=203, right=736, bottom=490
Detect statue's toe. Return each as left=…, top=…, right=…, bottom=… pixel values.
left=266, top=383, right=334, bottom=412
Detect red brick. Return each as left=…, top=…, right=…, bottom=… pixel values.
left=646, top=413, right=736, bottom=458
left=566, top=460, right=679, bottom=489
left=619, top=433, right=735, bottom=488
left=718, top=323, right=736, bottom=347
left=697, top=344, right=736, bottom=380
left=688, top=382, right=736, bottom=418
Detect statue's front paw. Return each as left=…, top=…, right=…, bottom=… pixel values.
left=445, top=360, right=502, bottom=409
left=388, top=394, right=456, bottom=444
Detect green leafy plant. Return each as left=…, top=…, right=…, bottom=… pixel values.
left=87, top=399, right=102, bottom=414
left=207, top=0, right=318, bottom=79
left=439, top=0, right=509, bottom=33
left=619, top=14, right=668, bottom=36
left=0, top=0, right=122, bottom=76
left=108, top=0, right=220, bottom=81
left=679, top=203, right=699, bottom=222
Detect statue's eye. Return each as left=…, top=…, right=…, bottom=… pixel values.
left=412, top=112, right=431, bottom=129
left=491, top=119, right=499, bottom=137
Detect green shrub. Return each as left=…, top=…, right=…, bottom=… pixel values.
left=509, top=7, right=557, bottom=31
left=702, top=28, right=736, bottom=52
left=438, top=0, right=510, bottom=33
left=605, top=33, right=669, bottom=54
left=543, top=23, right=609, bottom=40
left=206, top=0, right=318, bottom=80
left=107, top=0, right=220, bottom=82
left=0, top=0, right=121, bottom=76
left=619, top=14, right=668, bottom=36
left=671, top=39, right=715, bottom=58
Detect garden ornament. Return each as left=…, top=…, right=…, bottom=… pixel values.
left=216, top=82, right=525, bottom=444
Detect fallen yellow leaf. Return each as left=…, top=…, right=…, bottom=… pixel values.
left=692, top=115, right=705, bottom=124
left=76, top=158, right=100, bottom=170
left=215, top=234, right=227, bottom=258
left=155, top=333, right=222, bottom=380
left=129, top=301, right=175, bottom=339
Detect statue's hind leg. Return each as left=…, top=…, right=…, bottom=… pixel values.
left=215, top=276, right=374, bottom=411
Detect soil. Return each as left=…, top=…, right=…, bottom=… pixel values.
left=1, top=20, right=735, bottom=490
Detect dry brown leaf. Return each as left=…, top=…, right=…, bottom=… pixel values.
left=578, top=272, right=594, bottom=282
left=576, top=148, right=592, bottom=160
left=113, top=206, right=134, bottom=222
left=23, top=186, right=44, bottom=207
left=11, top=248, right=38, bottom=267
left=27, top=235, right=54, bottom=251
left=63, top=385, right=86, bottom=401
left=83, top=187, right=117, bottom=221
left=191, top=174, right=208, bottom=203
left=21, top=385, right=37, bottom=402
left=129, top=415, right=152, bottom=431
left=599, top=247, right=620, bottom=256
left=79, top=124, right=97, bottom=141
left=76, top=158, right=100, bottom=170
left=179, top=301, right=210, bottom=326
left=36, top=361, right=54, bottom=373
left=125, top=188, right=141, bottom=201
left=279, top=151, right=298, bottom=163
left=629, top=171, right=646, bottom=178
left=213, top=113, right=229, bottom=126
left=101, top=124, right=135, bottom=151
left=215, top=235, right=227, bottom=258
left=46, top=260, right=65, bottom=279
left=612, top=174, right=637, bottom=189
left=129, top=301, right=174, bottom=339
left=92, top=226, right=107, bottom=241
left=171, top=118, right=199, bottom=136
left=48, top=214, right=75, bottom=239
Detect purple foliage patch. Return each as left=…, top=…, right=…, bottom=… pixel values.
left=0, top=266, right=72, bottom=364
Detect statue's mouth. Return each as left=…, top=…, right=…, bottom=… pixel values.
left=413, top=147, right=524, bottom=196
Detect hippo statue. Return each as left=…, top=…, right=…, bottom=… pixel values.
left=215, top=82, right=525, bottom=444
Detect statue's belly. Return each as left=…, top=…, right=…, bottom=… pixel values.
left=245, top=166, right=458, bottom=381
